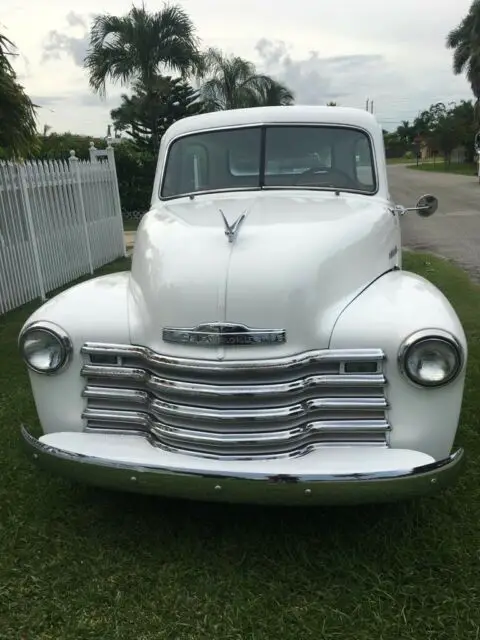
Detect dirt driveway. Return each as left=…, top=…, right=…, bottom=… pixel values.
left=388, top=164, right=480, bottom=281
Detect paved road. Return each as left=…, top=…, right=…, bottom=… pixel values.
left=388, top=164, right=480, bottom=281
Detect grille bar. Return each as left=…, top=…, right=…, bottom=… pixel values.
left=149, top=396, right=387, bottom=423
left=82, top=342, right=385, bottom=374
left=82, top=369, right=387, bottom=398
left=80, top=342, right=390, bottom=459
left=82, top=407, right=390, bottom=458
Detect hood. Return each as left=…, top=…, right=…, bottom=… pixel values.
left=128, top=191, right=397, bottom=358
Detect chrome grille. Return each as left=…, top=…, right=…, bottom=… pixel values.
left=80, top=342, right=390, bottom=459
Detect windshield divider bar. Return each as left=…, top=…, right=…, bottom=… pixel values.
left=259, top=126, right=266, bottom=189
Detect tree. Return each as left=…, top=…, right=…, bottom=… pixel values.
left=446, top=0, right=480, bottom=116
left=396, top=120, right=415, bottom=144
left=199, top=47, right=294, bottom=111
left=84, top=3, right=203, bottom=97
left=448, top=100, right=477, bottom=161
left=326, top=101, right=337, bottom=106
left=111, top=75, right=205, bottom=151
left=0, top=32, right=38, bottom=158
left=33, top=132, right=105, bottom=161
left=254, top=76, right=295, bottom=107
left=411, top=102, right=465, bottom=164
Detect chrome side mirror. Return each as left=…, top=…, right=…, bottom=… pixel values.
left=395, top=194, right=438, bottom=217
left=415, top=194, right=438, bottom=217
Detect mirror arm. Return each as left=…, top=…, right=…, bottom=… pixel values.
left=396, top=205, right=430, bottom=216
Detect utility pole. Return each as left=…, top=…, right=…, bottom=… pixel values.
left=366, top=98, right=369, bottom=111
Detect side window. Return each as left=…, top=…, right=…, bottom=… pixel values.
left=354, top=137, right=374, bottom=188
left=162, top=139, right=209, bottom=197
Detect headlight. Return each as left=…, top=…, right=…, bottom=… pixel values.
left=19, top=321, right=72, bottom=374
left=398, top=330, right=463, bottom=387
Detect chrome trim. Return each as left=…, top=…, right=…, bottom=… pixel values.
left=82, top=372, right=387, bottom=401
left=83, top=429, right=385, bottom=459
left=21, top=425, right=465, bottom=506
left=83, top=407, right=390, bottom=459
left=83, top=407, right=390, bottom=439
left=81, top=343, right=385, bottom=373
left=18, top=320, right=73, bottom=375
left=83, top=387, right=149, bottom=403
left=397, top=329, right=464, bottom=388
left=148, top=396, right=388, bottom=423
left=82, top=410, right=389, bottom=460
left=81, top=342, right=389, bottom=458
left=159, top=122, right=380, bottom=201
left=162, top=322, right=286, bottom=347
left=219, top=209, right=246, bottom=243
left=82, top=365, right=149, bottom=382
left=85, top=394, right=388, bottom=425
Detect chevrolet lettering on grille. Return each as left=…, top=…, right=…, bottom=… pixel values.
left=162, top=323, right=286, bottom=346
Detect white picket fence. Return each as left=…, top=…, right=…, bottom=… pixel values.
left=0, top=144, right=126, bottom=315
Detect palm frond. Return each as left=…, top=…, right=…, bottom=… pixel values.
left=0, top=61, right=38, bottom=157
left=198, top=49, right=294, bottom=111
left=84, top=3, right=201, bottom=97
left=446, top=1, right=480, bottom=100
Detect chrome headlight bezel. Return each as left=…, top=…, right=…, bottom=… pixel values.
left=18, top=321, right=73, bottom=375
left=398, top=329, right=464, bottom=388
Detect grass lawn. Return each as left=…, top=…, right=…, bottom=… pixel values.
left=1, top=252, right=480, bottom=639
left=407, top=161, right=478, bottom=177
left=386, top=157, right=414, bottom=164
left=122, top=217, right=141, bottom=232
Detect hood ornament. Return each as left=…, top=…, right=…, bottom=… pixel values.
left=219, top=209, right=246, bottom=243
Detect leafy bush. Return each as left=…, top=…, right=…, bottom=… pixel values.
left=29, top=133, right=156, bottom=214
left=114, top=143, right=156, bottom=213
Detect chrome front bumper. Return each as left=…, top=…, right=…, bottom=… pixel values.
left=21, top=426, right=465, bottom=505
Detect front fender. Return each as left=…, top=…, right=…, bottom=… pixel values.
left=330, top=270, right=467, bottom=461
left=20, top=272, right=131, bottom=435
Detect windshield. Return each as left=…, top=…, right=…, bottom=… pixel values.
left=160, top=125, right=376, bottom=199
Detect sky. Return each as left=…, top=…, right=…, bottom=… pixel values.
left=2, top=0, right=476, bottom=137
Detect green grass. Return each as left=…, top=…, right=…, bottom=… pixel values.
left=386, top=156, right=414, bottom=164
left=407, top=161, right=478, bottom=176
left=123, top=217, right=141, bottom=232
left=1, top=253, right=480, bottom=639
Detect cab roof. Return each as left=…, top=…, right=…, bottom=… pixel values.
left=163, top=105, right=382, bottom=141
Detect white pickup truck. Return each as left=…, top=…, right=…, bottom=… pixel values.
left=19, top=105, right=467, bottom=505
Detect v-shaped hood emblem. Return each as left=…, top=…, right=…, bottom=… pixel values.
left=219, top=209, right=246, bottom=243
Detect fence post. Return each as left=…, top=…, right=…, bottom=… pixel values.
left=69, top=150, right=94, bottom=274
left=105, top=143, right=127, bottom=257
left=89, top=141, right=97, bottom=163
left=17, top=163, right=46, bottom=301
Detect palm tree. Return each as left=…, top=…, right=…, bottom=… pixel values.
left=446, top=0, right=480, bottom=118
left=0, top=32, right=38, bottom=158
left=396, top=120, right=414, bottom=144
left=84, top=3, right=203, bottom=97
left=199, top=48, right=294, bottom=111
left=252, top=76, right=294, bottom=107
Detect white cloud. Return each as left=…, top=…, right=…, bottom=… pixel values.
left=1, top=0, right=476, bottom=136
